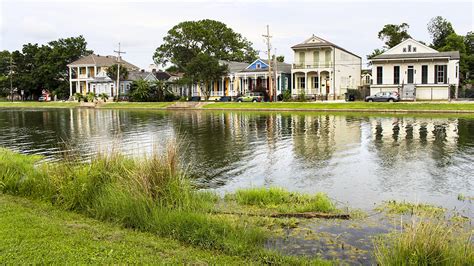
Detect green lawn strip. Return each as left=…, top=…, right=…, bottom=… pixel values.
left=0, top=101, right=79, bottom=108
left=203, top=102, right=474, bottom=112
left=0, top=194, right=255, bottom=264
left=99, top=102, right=174, bottom=109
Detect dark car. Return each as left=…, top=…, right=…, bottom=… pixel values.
left=236, top=92, right=263, bottom=102
left=217, top=96, right=232, bottom=102
left=365, top=91, right=400, bottom=102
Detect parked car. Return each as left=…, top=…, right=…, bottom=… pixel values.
left=217, top=96, right=232, bottom=102
left=365, top=91, right=400, bottom=102
left=38, top=96, right=48, bottom=102
left=236, top=92, right=263, bottom=102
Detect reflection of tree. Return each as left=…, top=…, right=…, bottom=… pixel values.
left=456, top=118, right=474, bottom=149
left=168, top=111, right=255, bottom=186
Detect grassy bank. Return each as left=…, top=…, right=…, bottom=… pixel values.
left=0, top=147, right=327, bottom=264
left=99, top=102, right=174, bottom=109
left=204, top=102, right=474, bottom=112
left=0, top=101, right=79, bottom=108
left=0, top=194, right=256, bottom=264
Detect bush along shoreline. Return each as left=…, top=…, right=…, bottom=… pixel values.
left=0, top=146, right=472, bottom=264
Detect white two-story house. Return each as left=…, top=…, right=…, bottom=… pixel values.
left=291, top=35, right=361, bottom=100
left=370, top=39, right=460, bottom=100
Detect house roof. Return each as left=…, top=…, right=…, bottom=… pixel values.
left=219, top=59, right=291, bottom=74
left=372, top=51, right=460, bottom=60
left=127, top=71, right=156, bottom=81
left=291, top=35, right=361, bottom=59
left=67, top=54, right=140, bottom=70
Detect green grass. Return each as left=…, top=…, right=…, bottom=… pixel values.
left=99, top=102, right=174, bottom=109
left=376, top=200, right=445, bottom=216
left=374, top=217, right=473, bottom=265
left=0, top=101, right=79, bottom=108
left=0, top=148, right=326, bottom=264
left=204, top=102, right=474, bottom=112
left=226, top=187, right=336, bottom=213
left=0, top=194, right=257, bottom=264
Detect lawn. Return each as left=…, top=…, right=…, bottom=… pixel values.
left=203, top=102, right=474, bottom=112
left=0, top=101, right=79, bottom=108
left=0, top=194, right=256, bottom=264
left=99, top=102, right=174, bottom=109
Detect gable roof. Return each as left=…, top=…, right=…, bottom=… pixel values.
left=383, top=38, right=438, bottom=54
left=372, top=51, right=460, bottom=60
left=219, top=60, right=251, bottom=73
left=67, top=54, right=140, bottom=71
left=291, top=35, right=361, bottom=58
left=127, top=71, right=157, bottom=81
left=219, top=59, right=291, bottom=74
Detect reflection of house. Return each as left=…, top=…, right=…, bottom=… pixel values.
left=370, top=39, right=460, bottom=100
left=190, top=58, right=292, bottom=100
left=67, top=54, right=140, bottom=98
left=291, top=35, right=361, bottom=100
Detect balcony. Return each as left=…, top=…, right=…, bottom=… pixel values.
left=292, top=63, right=333, bottom=69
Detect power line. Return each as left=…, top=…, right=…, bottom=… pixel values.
left=262, top=25, right=273, bottom=101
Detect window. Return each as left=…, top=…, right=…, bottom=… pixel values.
left=313, top=76, right=319, bottom=88
left=422, top=65, right=428, bottom=84
left=413, top=47, right=417, bottom=52
left=435, top=65, right=448, bottom=84
left=394, top=66, right=400, bottom=84
left=325, top=50, right=331, bottom=66
left=299, top=77, right=305, bottom=89
left=256, top=63, right=261, bottom=69
left=299, top=52, right=305, bottom=64
left=403, top=48, right=407, bottom=52
left=313, top=51, right=319, bottom=66
left=377, top=66, right=383, bottom=84
left=434, top=65, right=447, bottom=84
left=365, top=75, right=370, bottom=84
left=408, top=45, right=412, bottom=52
left=456, top=65, right=458, bottom=78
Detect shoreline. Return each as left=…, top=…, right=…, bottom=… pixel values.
left=1, top=101, right=474, bottom=114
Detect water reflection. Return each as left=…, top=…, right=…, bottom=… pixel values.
left=0, top=109, right=472, bottom=212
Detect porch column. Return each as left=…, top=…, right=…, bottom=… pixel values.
left=304, top=72, right=308, bottom=94
left=292, top=73, right=295, bottom=94
left=318, top=71, right=321, bottom=95
left=86, top=67, right=89, bottom=79
left=69, top=66, right=73, bottom=98
left=222, top=77, right=225, bottom=96
left=94, top=66, right=97, bottom=76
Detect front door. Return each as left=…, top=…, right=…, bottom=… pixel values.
left=407, top=66, right=414, bottom=84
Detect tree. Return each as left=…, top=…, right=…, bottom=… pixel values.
left=366, top=49, right=385, bottom=65
left=378, top=23, right=411, bottom=48
left=184, top=53, right=228, bottom=100
left=106, top=64, right=129, bottom=82
left=129, top=79, right=150, bottom=102
left=153, top=19, right=258, bottom=70
left=276, top=55, right=285, bottom=63
left=428, top=16, right=455, bottom=49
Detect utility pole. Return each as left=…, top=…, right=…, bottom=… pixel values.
left=263, top=25, right=273, bottom=102
left=114, top=42, right=126, bottom=101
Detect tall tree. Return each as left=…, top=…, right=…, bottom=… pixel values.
left=276, top=55, right=285, bottom=63
left=378, top=23, right=411, bottom=48
left=185, top=53, right=228, bottom=100
left=366, top=49, right=385, bottom=65
left=428, top=16, right=455, bottom=49
left=106, top=64, right=129, bottom=82
left=153, top=19, right=258, bottom=70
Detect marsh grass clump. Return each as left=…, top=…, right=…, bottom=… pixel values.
left=374, top=217, right=474, bottom=265
left=0, top=146, right=278, bottom=261
left=377, top=200, right=445, bottom=216
left=227, top=187, right=335, bottom=213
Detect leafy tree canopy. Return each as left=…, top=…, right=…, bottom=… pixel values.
left=153, top=19, right=258, bottom=70
left=428, top=16, right=455, bottom=49
left=276, top=55, right=285, bottom=63
left=378, top=23, right=411, bottom=48
left=185, top=53, right=228, bottom=100
left=106, top=64, right=129, bottom=82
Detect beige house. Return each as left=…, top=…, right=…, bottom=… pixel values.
left=370, top=39, right=460, bottom=100
left=291, top=35, right=361, bottom=100
left=67, top=54, right=139, bottom=98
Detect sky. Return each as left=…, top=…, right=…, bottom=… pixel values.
left=0, top=0, right=472, bottom=69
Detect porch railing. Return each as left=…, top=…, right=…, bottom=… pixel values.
left=292, top=63, right=333, bottom=69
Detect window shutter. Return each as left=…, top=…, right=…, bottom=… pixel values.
left=434, top=65, right=438, bottom=83
left=443, top=65, right=447, bottom=84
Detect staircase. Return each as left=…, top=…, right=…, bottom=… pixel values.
left=401, top=84, right=416, bottom=101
